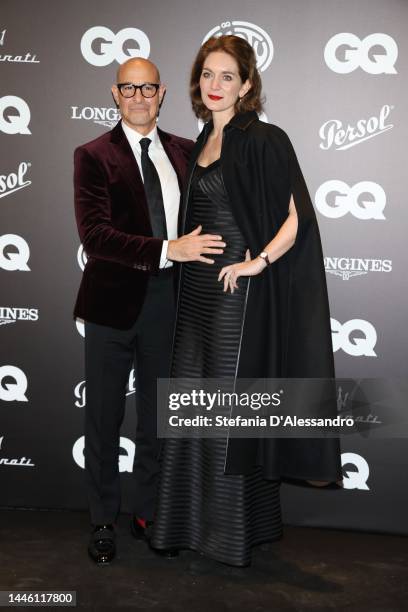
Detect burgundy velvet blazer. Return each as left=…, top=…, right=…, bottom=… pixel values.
left=73, top=120, right=194, bottom=329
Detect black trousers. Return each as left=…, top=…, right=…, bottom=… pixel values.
left=84, top=269, right=175, bottom=525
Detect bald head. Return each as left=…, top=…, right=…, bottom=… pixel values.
left=116, top=57, right=160, bottom=83
left=111, top=57, right=166, bottom=135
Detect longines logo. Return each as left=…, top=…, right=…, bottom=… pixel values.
left=74, top=370, right=135, bottom=407
left=0, top=234, right=30, bottom=271
left=203, top=21, right=273, bottom=72
left=0, top=29, right=40, bottom=63
left=315, top=180, right=386, bottom=219
left=71, top=106, right=120, bottom=129
left=72, top=436, right=135, bottom=472
left=341, top=452, right=369, bottom=490
left=0, top=96, right=31, bottom=135
left=0, top=307, right=39, bottom=326
left=0, top=436, right=35, bottom=467
left=324, top=33, right=398, bottom=74
left=331, top=318, right=377, bottom=357
left=80, top=26, right=150, bottom=66
left=0, top=162, right=31, bottom=199
left=319, top=104, right=393, bottom=151
left=325, top=257, right=392, bottom=280
left=0, top=365, right=28, bottom=402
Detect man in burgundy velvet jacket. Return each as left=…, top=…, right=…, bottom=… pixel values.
left=74, top=57, right=225, bottom=565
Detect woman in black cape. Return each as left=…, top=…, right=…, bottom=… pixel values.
left=150, top=35, right=342, bottom=567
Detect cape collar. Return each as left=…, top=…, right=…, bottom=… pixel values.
left=228, top=110, right=259, bottom=131
left=200, top=110, right=258, bottom=139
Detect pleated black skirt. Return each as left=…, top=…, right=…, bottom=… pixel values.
left=151, top=161, right=282, bottom=566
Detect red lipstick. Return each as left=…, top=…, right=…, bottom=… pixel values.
left=208, top=95, right=223, bottom=100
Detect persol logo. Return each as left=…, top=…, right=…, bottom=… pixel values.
left=74, top=370, right=135, bottom=409
left=319, top=104, right=393, bottom=151
left=0, top=162, right=31, bottom=199
left=74, top=381, right=86, bottom=408
left=203, top=21, right=273, bottom=72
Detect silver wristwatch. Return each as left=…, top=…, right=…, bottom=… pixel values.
left=258, top=251, right=271, bottom=265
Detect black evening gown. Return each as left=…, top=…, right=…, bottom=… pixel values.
left=151, top=161, right=282, bottom=566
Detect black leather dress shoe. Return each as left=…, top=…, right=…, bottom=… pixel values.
left=130, top=515, right=179, bottom=558
left=88, top=524, right=116, bottom=565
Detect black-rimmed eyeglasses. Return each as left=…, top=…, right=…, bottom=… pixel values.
left=117, top=82, right=160, bottom=98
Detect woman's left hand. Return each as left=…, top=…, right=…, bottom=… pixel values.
left=218, top=251, right=266, bottom=293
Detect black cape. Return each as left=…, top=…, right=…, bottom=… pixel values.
left=183, top=111, right=342, bottom=482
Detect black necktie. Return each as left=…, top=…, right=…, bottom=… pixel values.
left=140, top=137, right=167, bottom=239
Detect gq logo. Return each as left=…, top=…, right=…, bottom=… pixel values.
left=77, top=244, right=88, bottom=272
left=0, top=365, right=28, bottom=402
left=72, top=436, right=135, bottom=472
left=80, top=26, right=150, bottom=66
left=76, top=319, right=85, bottom=338
left=324, top=33, right=398, bottom=74
left=203, top=21, right=273, bottom=72
left=0, top=96, right=31, bottom=135
left=0, top=234, right=30, bottom=271
left=315, top=180, right=386, bottom=220
left=331, top=318, right=377, bottom=357
left=341, top=452, right=370, bottom=490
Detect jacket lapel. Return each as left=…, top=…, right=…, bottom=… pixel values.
left=158, top=127, right=188, bottom=191
left=158, top=127, right=193, bottom=235
left=109, top=121, right=151, bottom=224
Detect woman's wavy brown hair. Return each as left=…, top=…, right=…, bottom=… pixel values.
left=190, top=35, right=263, bottom=121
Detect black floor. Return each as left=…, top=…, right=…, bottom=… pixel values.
left=0, top=509, right=407, bottom=611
